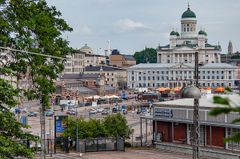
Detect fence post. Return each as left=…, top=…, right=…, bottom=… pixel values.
left=97, top=138, right=99, bottom=152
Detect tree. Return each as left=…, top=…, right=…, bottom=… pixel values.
left=103, top=113, right=132, bottom=138
left=0, top=78, right=37, bottom=159
left=64, top=117, right=108, bottom=139
left=209, top=94, right=240, bottom=142
left=133, top=48, right=157, bottom=64
left=0, top=0, right=72, bottom=158
left=64, top=114, right=132, bottom=139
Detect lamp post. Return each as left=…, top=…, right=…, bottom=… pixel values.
left=181, top=52, right=200, bottom=159
left=75, top=105, right=79, bottom=152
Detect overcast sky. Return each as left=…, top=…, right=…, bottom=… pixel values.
left=46, top=0, right=240, bottom=55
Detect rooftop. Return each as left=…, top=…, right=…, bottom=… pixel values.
left=128, top=63, right=236, bottom=70
left=154, top=94, right=240, bottom=109
left=85, top=66, right=125, bottom=72
left=123, top=55, right=135, bottom=61
left=61, top=74, right=100, bottom=80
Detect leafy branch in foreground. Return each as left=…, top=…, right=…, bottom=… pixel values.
left=209, top=94, right=240, bottom=143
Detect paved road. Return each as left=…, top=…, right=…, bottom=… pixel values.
left=51, top=149, right=215, bottom=159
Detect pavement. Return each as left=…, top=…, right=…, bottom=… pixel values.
left=48, top=148, right=215, bottom=159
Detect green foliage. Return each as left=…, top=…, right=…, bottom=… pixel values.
left=212, top=96, right=230, bottom=106
left=133, top=48, right=157, bottom=64
left=210, top=95, right=240, bottom=143
left=64, top=114, right=132, bottom=139
left=225, top=87, right=232, bottom=93
left=103, top=113, right=132, bottom=138
left=0, top=0, right=72, bottom=158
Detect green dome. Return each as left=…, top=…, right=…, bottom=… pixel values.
left=170, top=31, right=176, bottom=35
left=182, top=7, right=196, bottom=18
left=175, top=32, right=180, bottom=36
left=198, top=30, right=207, bottom=36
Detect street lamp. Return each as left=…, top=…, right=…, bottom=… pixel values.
left=75, top=105, right=79, bottom=152
left=180, top=52, right=200, bottom=159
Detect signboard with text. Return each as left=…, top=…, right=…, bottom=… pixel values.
left=54, top=115, right=68, bottom=138
left=154, top=108, right=173, bottom=118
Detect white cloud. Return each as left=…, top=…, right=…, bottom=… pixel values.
left=75, top=25, right=93, bottom=35
left=116, top=18, right=148, bottom=31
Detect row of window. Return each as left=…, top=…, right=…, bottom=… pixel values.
left=132, top=70, right=232, bottom=75
left=133, top=82, right=232, bottom=88
left=133, top=75, right=232, bottom=81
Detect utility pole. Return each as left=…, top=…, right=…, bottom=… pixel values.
left=193, top=52, right=200, bottom=159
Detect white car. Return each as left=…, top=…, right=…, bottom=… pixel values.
left=96, top=108, right=104, bottom=113
left=89, top=108, right=97, bottom=114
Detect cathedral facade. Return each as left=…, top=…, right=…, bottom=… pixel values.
left=157, top=6, right=221, bottom=65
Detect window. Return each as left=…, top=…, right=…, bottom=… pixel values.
left=203, top=76, right=205, bottom=79
left=208, top=76, right=210, bottom=79
left=148, top=77, right=150, bottom=80
left=132, top=71, right=134, bottom=75
left=212, top=71, right=215, bottom=74
left=152, top=71, right=155, bottom=74
left=139, top=77, right=141, bottom=81
left=216, top=71, right=219, bottom=74
left=216, top=76, right=219, bottom=79
left=212, top=76, right=215, bottom=79
left=153, top=76, right=155, bottom=80
left=157, top=71, right=159, bottom=74
left=221, top=71, right=224, bottom=74
left=229, top=71, right=232, bottom=74
left=157, top=76, right=160, bottom=80
left=143, top=76, right=146, bottom=81
left=161, top=71, right=164, bottom=74
left=221, top=76, right=224, bottom=79
left=229, top=76, right=232, bottom=79
left=229, top=83, right=232, bottom=87
left=207, top=71, right=210, bottom=74
left=131, top=77, right=134, bottom=81
left=161, top=77, right=164, bottom=80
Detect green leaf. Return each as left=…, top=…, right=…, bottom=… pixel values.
left=231, top=118, right=240, bottom=124
left=213, top=96, right=230, bottom=106
left=209, top=107, right=233, bottom=116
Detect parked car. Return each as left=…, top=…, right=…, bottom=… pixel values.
left=101, top=109, right=111, bottom=115
left=45, top=110, right=54, bottom=116
left=66, top=110, right=76, bottom=115
left=89, top=108, right=97, bottom=114
left=96, top=108, right=104, bottom=113
left=28, top=112, right=38, bottom=117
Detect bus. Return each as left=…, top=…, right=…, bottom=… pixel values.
left=138, top=93, right=164, bottom=102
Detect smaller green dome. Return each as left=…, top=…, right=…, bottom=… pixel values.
left=170, top=31, right=176, bottom=35
left=198, top=30, right=207, bottom=36
left=175, top=32, right=180, bottom=36
left=182, top=7, right=196, bottom=18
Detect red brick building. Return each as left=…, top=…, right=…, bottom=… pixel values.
left=140, top=94, right=240, bottom=158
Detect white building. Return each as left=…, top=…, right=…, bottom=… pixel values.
left=64, top=50, right=85, bottom=74
left=158, top=6, right=221, bottom=64
left=84, top=54, right=107, bottom=67
left=127, top=6, right=238, bottom=89
left=127, top=63, right=237, bottom=89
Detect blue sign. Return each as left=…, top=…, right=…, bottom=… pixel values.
left=154, top=108, right=173, bottom=118
left=55, top=115, right=68, bottom=138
